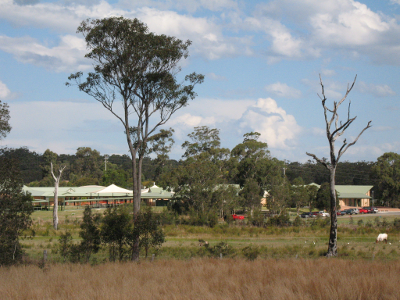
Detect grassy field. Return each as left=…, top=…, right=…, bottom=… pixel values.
left=20, top=209, right=400, bottom=262
left=1, top=258, right=400, bottom=299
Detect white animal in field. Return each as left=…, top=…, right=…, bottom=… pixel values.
left=376, top=233, right=388, bottom=243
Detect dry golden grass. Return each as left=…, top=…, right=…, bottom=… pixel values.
left=1, top=258, right=400, bottom=300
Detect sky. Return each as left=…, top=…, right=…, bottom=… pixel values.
left=0, top=0, right=399, bottom=163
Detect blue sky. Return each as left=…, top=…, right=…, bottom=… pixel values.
left=0, top=0, right=399, bottom=163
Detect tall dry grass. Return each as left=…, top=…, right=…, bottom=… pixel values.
left=1, top=258, right=399, bottom=299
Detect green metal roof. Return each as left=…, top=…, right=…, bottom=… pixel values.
left=335, top=185, right=373, bottom=199
left=306, top=184, right=372, bottom=199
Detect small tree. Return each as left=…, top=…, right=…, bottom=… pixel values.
left=0, top=149, right=33, bottom=266
left=130, top=207, right=165, bottom=258
left=79, top=206, right=101, bottom=262
left=51, top=162, right=66, bottom=230
left=100, top=206, right=131, bottom=262
left=306, top=75, right=371, bottom=257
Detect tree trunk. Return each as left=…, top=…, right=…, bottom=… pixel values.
left=327, top=168, right=338, bottom=257
left=131, top=156, right=140, bottom=261
left=53, top=185, right=59, bottom=230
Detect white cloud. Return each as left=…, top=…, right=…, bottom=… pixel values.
left=207, top=73, right=227, bottom=81
left=0, top=80, right=11, bottom=99
left=265, top=82, right=301, bottom=98
left=5, top=100, right=123, bottom=153
left=321, top=69, right=336, bottom=77
left=238, top=97, right=301, bottom=149
left=138, top=7, right=250, bottom=60
left=119, top=0, right=239, bottom=13
left=0, top=35, right=90, bottom=72
left=358, top=81, right=396, bottom=97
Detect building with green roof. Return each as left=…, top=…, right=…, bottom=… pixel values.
left=308, top=184, right=373, bottom=208
left=23, top=183, right=174, bottom=209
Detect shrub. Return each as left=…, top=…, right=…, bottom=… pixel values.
left=242, top=245, right=260, bottom=261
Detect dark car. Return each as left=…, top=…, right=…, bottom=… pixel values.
left=344, top=208, right=358, bottom=215
left=337, top=210, right=346, bottom=216
left=301, top=212, right=312, bottom=218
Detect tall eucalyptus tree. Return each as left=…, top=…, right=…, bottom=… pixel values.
left=67, top=17, right=203, bottom=260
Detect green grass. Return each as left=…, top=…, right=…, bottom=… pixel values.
left=22, top=210, right=400, bottom=262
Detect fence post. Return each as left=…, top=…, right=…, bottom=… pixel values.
left=151, top=254, right=155, bottom=262
left=220, top=253, right=222, bottom=259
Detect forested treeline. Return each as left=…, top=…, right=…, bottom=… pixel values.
left=4, top=126, right=400, bottom=207
left=5, top=142, right=374, bottom=187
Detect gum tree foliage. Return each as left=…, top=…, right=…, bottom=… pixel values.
left=371, top=152, right=400, bottom=207
left=306, top=75, right=371, bottom=257
left=290, top=177, right=310, bottom=214
left=0, top=148, right=34, bottom=266
left=230, top=132, right=282, bottom=214
left=164, top=127, right=234, bottom=225
left=0, top=100, right=11, bottom=139
left=315, top=182, right=339, bottom=211
left=67, top=17, right=203, bottom=260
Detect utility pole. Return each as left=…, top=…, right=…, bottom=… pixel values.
left=104, top=154, right=109, bottom=171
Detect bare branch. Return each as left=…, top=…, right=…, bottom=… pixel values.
left=306, top=152, right=330, bottom=170
left=337, top=120, right=372, bottom=161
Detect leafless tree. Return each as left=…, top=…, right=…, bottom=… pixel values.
left=51, top=162, right=66, bottom=230
left=306, top=75, right=371, bottom=257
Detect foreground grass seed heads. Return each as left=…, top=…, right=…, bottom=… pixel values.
left=1, top=258, right=400, bottom=300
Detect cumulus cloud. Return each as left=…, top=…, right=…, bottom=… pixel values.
left=0, top=80, right=11, bottom=99
left=0, top=35, right=90, bottom=72
left=138, top=7, right=250, bottom=60
left=243, top=0, right=400, bottom=65
left=13, top=0, right=39, bottom=5
left=207, top=73, right=227, bottom=81
left=5, top=100, right=123, bottom=154
left=238, top=97, right=301, bottom=149
left=119, top=0, right=239, bottom=13
left=265, top=82, right=301, bottom=98
left=358, top=81, right=396, bottom=97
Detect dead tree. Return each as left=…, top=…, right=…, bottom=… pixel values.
left=51, top=162, right=66, bottom=230
left=306, top=75, right=371, bottom=257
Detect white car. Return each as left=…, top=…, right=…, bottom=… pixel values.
left=319, top=211, right=330, bottom=217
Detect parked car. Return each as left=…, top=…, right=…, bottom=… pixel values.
left=319, top=211, right=330, bottom=217
left=232, top=214, right=245, bottom=220
left=337, top=210, right=346, bottom=216
left=362, top=207, right=378, bottom=214
left=344, top=208, right=358, bottom=215
left=311, top=212, right=319, bottom=218
left=359, top=208, right=368, bottom=214
left=301, top=212, right=312, bottom=218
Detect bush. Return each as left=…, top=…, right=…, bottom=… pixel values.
left=268, top=213, right=291, bottom=227
left=207, top=242, right=236, bottom=258
left=242, top=245, right=260, bottom=261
